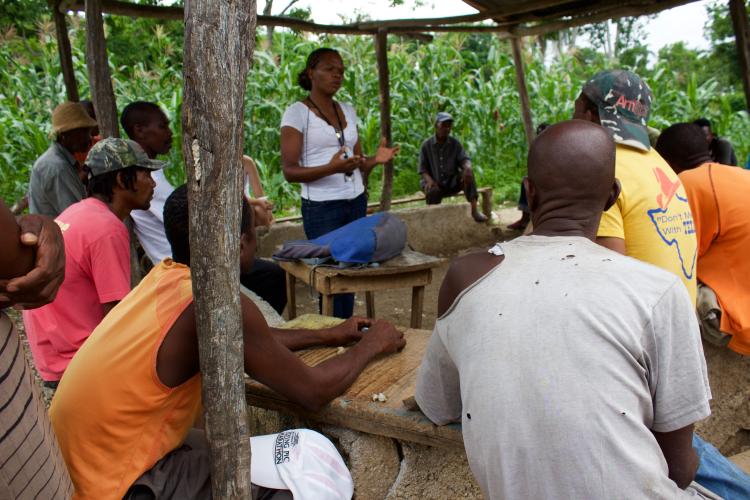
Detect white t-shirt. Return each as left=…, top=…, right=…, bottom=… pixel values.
left=416, top=235, right=712, bottom=499
left=281, top=101, right=364, bottom=202
left=131, top=169, right=175, bottom=264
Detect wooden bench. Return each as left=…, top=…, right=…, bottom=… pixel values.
left=245, top=327, right=461, bottom=448
left=279, top=249, right=444, bottom=329
left=275, top=186, right=493, bottom=223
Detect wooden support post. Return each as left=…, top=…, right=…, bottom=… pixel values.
left=285, top=272, right=297, bottom=320
left=182, top=0, right=255, bottom=496
left=410, top=285, right=424, bottom=329
left=85, top=0, right=119, bottom=137
left=365, top=291, right=375, bottom=319
left=510, top=36, right=535, bottom=147
left=730, top=0, right=750, bottom=112
left=375, top=28, right=394, bottom=212
left=52, top=1, right=79, bottom=102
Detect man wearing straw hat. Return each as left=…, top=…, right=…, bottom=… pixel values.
left=28, top=101, right=98, bottom=217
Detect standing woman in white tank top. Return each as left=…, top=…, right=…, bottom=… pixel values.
left=280, top=47, right=399, bottom=318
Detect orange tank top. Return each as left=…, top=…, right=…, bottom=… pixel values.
left=50, top=260, right=202, bottom=499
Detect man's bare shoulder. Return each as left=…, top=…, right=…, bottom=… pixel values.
left=437, top=250, right=504, bottom=317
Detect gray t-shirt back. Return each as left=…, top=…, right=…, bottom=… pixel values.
left=416, top=235, right=711, bottom=499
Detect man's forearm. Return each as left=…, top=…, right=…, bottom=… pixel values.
left=305, top=338, right=383, bottom=409
left=270, top=326, right=328, bottom=351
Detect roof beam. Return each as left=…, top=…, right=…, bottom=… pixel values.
left=512, top=0, right=696, bottom=36
left=61, top=0, right=700, bottom=38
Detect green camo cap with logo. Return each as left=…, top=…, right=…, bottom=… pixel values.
left=582, top=70, right=653, bottom=152
left=85, top=138, right=165, bottom=177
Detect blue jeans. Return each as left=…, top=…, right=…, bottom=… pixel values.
left=301, top=193, right=367, bottom=319
left=694, top=434, right=750, bottom=499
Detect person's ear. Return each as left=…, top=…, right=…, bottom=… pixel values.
left=115, top=171, right=127, bottom=191
left=604, top=178, right=621, bottom=211
left=524, top=177, right=537, bottom=213
left=132, top=122, right=145, bottom=141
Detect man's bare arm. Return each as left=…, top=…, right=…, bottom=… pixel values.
left=437, top=251, right=504, bottom=317
left=652, top=425, right=700, bottom=489
left=596, top=236, right=626, bottom=255
left=0, top=199, right=34, bottom=280
left=269, top=316, right=369, bottom=351
left=0, top=206, right=65, bottom=309
left=156, top=295, right=405, bottom=411
left=243, top=296, right=404, bottom=411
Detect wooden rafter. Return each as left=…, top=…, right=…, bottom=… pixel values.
left=61, top=0, right=701, bottom=38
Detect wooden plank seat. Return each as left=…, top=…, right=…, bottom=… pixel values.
left=275, top=186, right=493, bottom=223
left=245, top=327, right=464, bottom=449
left=280, top=249, right=445, bottom=329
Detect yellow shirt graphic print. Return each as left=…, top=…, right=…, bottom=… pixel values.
left=598, top=145, right=697, bottom=305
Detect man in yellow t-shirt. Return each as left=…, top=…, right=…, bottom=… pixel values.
left=656, top=122, right=750, bottom=356
left=573, top=70, right=697, bottom=304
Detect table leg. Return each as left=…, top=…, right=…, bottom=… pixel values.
left=285, top=272, right=296, bottom=320
left=411, top=285, right=425, bottom=329
left=322, top=294, right=334, bottom=317
left=365, top=291, right=375, bottom=319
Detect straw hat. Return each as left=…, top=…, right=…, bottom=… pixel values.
left=50, top=101, right=98, bottom=138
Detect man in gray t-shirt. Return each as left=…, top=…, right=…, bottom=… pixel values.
left=418, top=112, right=487, bottom=222
left=416, top=120, right=718, bottom=498
left=28, top=102, right=97, bottom=217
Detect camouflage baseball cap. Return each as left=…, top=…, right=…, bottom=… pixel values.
left=85, top=138, right=164, bottom=177
left=582, top=70, right=653, bottom=151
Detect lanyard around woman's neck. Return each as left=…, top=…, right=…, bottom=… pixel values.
left=306, top=97, right=346, bottom=150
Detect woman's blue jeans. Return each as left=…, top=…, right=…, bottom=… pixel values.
left=301, top=193, right=367, bottom=319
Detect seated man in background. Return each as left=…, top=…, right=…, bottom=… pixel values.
left=123, top=101, right=287, bottom=314
left=416, top=120, right=719, bottom=498
left=656, top=123, right=750, bottom=356
left=693, top=118, right=737, bottom=166
left=418, top=112, right=487, bottom=222
left=23, top=138, right=159, bottom=389
left=50, top=184, right=405, bottom=499
left=28, top=101, right=98, bottom=217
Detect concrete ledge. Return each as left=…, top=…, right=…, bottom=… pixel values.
left=258, top=202, right=508, bottom=258
left=246, top=406, right=481, bottom=499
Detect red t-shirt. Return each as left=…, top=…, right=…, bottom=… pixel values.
left=23, top=197, right=131, bottom=381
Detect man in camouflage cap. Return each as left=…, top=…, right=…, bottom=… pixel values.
left=23, top=138, right=160, bottom=390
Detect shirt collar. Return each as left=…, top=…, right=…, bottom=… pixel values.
left=53, top=141, right=78, bottom=167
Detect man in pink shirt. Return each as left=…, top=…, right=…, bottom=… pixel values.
left=24, top=138, right=160, bottom=388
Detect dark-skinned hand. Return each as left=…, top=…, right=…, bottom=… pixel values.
left=0, top=214, right=65, bottom=310
left=329, top=147, right=363, bottom=174
left=361, top=320, right=406, bottom=355
left=322, top=316, right=372, bottom=346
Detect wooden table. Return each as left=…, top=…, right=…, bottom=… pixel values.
left=245, top=328, right=464, bottom=449
left=279, top=249, right=444, bottom=329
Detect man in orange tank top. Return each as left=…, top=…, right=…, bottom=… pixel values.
left=50, top=184, right=405, bottom=499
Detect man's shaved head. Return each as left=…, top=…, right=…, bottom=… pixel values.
left=526, top=120, right=619, bottom=238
